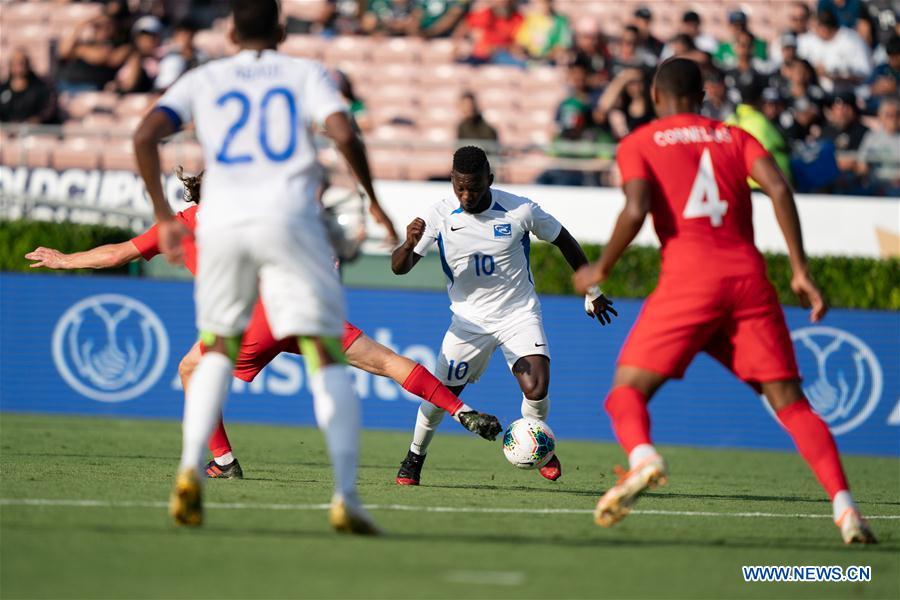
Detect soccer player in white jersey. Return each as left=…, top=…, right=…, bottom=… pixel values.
left=133, top=0, right=389, bottom=534
left=390, top=146, right=618, bottom=485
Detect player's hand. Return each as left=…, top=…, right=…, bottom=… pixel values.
left=791, top=271, right=827, bottom=323
left=369, top=203, right=399, bottom=247
left=572, top=262, right=607, bottom=296
left=25, top=247, right=68, bottom=269
left=403, top=218, right=426, bottom=249
left=585, top=292, right=617, bottom=325
left=159, top=219, right=187, bottom=265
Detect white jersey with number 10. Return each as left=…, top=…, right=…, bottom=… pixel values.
left=156, top=49, right=347, bottom=232
left=413, top=189, right=563, bottom=328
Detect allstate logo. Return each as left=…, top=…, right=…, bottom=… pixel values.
left=791, top=326, right=882, bottom=435
left=52, top=294, right=169, bottom=403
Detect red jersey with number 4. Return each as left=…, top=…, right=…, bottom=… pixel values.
left=616, top=113, right=771, bottom=277
left=131, top=205, right=199, bottom=274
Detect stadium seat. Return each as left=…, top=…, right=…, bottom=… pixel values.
left=53, top=136, right=101, bottom=170
left=282, top=0, right=327, bottom=21
left=115, top=94, right=156, bottom=118
left=368, top=147, right=410, bottom=180
left=60, top=91, right=118, bottom=120
left=419, top=39, right=457, bottom=65
left=281, top=34, right=327, bottom=61
left=100, top=139, right=137, bottom=172
left=47, top=2, right=104, bottom=26
left=20, top=135, right=58, bottom=168
left=324, top=36, right=377, bottom=64
left=371, top=37, right=424, bottom=64
left=405, top=149, right=452, bottom=181
left=161, top=142, right=204, bottom=174
left=500, top=152, right=556, bottom=184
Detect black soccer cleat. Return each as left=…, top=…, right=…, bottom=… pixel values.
left=396, top=450, right=426, bottom=486
left=205, top=458, right=244, bottom=479
left=458, top=411, right=503, bottom=441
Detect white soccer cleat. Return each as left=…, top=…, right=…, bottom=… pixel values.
left=836, top=508, right=877, bottom=544
left=594, top=455, right=668, bottom=528
left=328, top=494, right=382, bottom=536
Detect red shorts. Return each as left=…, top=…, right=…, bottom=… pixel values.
left=232, top=302, right=363, bottom=382
left=618, top=272, right=799, bottom=384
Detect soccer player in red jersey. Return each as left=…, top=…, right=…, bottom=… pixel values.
left=573, top=58, right=875, bottom=544
left=26, top=170, right=502, bottom=478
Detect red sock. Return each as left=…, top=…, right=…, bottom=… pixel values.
left=208, top=414, right=233, bottom=458
left=402, top=364, right=464, bottom=415
left=776, top=398, right=849, bottom=499
left=605, top=386, right=652, bottom=454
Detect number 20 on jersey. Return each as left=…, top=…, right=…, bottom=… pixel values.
left=215, top=87, right=298, bottom=164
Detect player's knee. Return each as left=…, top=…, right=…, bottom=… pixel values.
left=178, top=353, right=198, bottom=380
left=520, top=376, right=549, bottom=400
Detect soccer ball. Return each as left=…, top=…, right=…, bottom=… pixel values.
left=502, top=418, right=556, bottom=470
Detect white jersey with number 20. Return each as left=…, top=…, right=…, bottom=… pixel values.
left=156, top=49, right=347, bottom=232
left=413, top=189, right=563, bottom=328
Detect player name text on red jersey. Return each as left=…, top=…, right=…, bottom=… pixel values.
left=652, top=126, right=733, bottom=147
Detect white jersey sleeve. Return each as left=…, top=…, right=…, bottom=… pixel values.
left=156, top=67, right=197, bottom=128
left=522, top=201, right=562, bottom=242
left=412, top=204, right=441, bottom=256
left=304, top=63, right=349, bottom=126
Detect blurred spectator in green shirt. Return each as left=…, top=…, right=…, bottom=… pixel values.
left=727, top=80, right=792, bottom=186
left=413, top=0, right=468, bottom=38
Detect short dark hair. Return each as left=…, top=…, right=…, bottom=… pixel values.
left=886, top=35, right=900, bottom=56
left=230, top=0, right=280, bottom=42
left=817, top=9, right=838, bottom=30
left=175, top=17, right=200, bottom=33
left=682, top=10, right=700, bottom=24
left=453, top=146, right=490, bottom=175
left=653, top=57, right=703, bottom=99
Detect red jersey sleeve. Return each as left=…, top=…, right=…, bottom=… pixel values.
left=733, top=126, right=771, bottom=175
left=615, top=133, right=651, bottom=184
left=130, top=224, right=161, bottom=261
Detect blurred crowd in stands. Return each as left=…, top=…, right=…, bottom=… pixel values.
left=1, top=0, right=898, bottom=195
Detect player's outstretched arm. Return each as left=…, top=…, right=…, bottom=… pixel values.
left=26, top=242, right=141, bottom=270
left=750, top=156, right=827, bottom=322
left=133, top=109, right=185, bottom=263
left=551, top=227, right=618, bottom=325
left=573, top=178, right=650, bottom=295
left=324, top=112, right=399, bottom=246
left=391, top=218, right=426, bottom=275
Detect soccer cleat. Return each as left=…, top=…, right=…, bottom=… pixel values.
left=328, top=495, right=382, bottom=535
left=457, top=411, right=503, bottom=441
left=594, top=454, right=668, bottom=528
left=836, top=508, right=878, bottom=544
left=539, top=454, right=562, bottom=481
left=205, top=458, right=244, bottom=479
left=396, top=450, right=426, bottom=486
left=168, top=468, right=203, bottom=527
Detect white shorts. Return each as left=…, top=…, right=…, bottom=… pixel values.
left=436, top=312, right=550, bottom=386
left=195, top=219, right=345, bottom=339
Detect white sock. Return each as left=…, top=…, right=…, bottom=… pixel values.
left=832, top=490, right=857, bottom=521
left=521, top=395, right=550, bottom=420
left=179, top=353, right=232, bottom=473
left=628, top=444, right=659, bottom=470
left=410, top=401, right=445, bottom=455
left=214, top=451, right=234, bottom=466
left=310, top=364, right=361, bottom=500
left=451, top=403, right=474, bottom=423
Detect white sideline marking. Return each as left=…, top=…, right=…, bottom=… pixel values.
left=2, top=498, right=899, bottom=520
left=444, top=570, right=525, bottom=586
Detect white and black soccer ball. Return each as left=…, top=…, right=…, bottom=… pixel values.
left=502, top=418, right=556, bottom=470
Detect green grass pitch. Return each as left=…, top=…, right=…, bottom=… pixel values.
left=1, top=413, right=898, bottom=599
